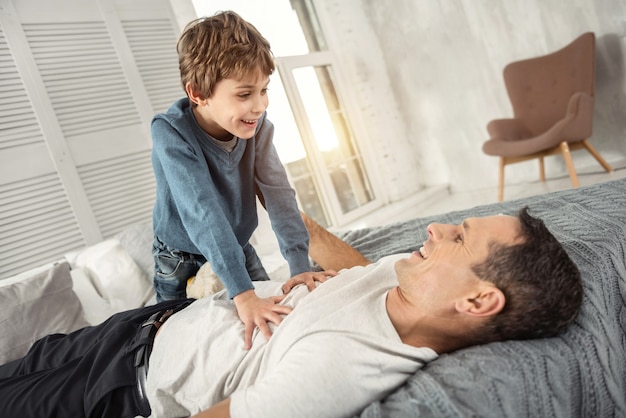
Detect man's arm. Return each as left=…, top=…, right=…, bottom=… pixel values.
left=191, top=398, right=230, bottom=418
left=301, top=212, right=371, bottom=271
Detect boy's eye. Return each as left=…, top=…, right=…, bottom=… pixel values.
left=261, top=88, right=268, bottom=95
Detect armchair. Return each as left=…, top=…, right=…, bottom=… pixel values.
left=483, top=32, right=612, bottom=201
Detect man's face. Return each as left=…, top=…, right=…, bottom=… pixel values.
left=394, top=215, right=522, bottom=308
left=192, top=71, right=270, bottom=141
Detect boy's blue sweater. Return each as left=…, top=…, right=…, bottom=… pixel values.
left=151, top=98, right=310, bottom=298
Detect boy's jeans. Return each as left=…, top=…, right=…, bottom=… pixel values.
left=152, top=236, right=269, bottom=302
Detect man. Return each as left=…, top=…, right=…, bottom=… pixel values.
left=0, top=208, right=582, bottom=418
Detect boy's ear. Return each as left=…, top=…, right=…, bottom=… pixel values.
left=185, top=82, right=206, bottom=105
left=455, top=285, right=505, bottom=317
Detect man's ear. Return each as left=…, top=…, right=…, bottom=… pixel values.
left=455, top=285, right=505, bottom=317
left=185, top=82, right=206, bottom=106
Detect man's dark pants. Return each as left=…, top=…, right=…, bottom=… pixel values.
left=0, top=299, right=190, bottom=418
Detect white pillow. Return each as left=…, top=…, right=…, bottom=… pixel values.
left=115, top=222, right=154, bottom=278
left=69, top=266, right=114, bottom=325
left=0, top=261, right=89, bottom=364
left=66, top=239, right=154, bottom=315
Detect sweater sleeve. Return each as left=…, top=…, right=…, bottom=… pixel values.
left=151, top=117, right=254, bottom=298
left=253, top=117, right=311, bottom=277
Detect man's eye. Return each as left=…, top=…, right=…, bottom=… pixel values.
left=455, top=235, right=463, bottom=243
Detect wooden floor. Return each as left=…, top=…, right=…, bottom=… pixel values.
left=345, top=160, right=626, bottom=229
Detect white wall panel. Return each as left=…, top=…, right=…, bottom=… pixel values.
left=24, top=21, right=142, bottom=138
left=122, top=19, right=182, bottom=113
left=0, top=0, right=186, bottom=279
left=0, top=174, right=85, bottom=279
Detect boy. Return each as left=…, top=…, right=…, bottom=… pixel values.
left=151, top=11, right=324, bottom=349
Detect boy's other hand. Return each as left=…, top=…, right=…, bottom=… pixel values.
left=280, top=270, right=337, bottom=294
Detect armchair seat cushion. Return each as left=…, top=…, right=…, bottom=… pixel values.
left=483, top=119, right=569, bottom=157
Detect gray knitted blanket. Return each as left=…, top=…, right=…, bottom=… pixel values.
left=339, top=178, right=626, bottom=417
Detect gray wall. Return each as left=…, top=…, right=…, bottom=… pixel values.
left=316, top=0, right=626, bottom=198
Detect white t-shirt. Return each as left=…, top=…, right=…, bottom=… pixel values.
left=146, top=254, right=438, bottom=418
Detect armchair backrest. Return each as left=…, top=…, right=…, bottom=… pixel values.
left=503, top=32, right=595, bottom=136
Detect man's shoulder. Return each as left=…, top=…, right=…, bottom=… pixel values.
left=340, top=253, right=408, bottom=273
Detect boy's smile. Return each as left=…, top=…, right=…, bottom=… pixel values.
left=187, top=72, right=270, bottom=141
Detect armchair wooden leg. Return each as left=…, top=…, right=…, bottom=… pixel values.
left=538, top=157, right=546, bottom=182
left=581, top=139, right=613, bottom=172
left=560, top=141, right=580, bottom=188
left=498, top=158, right=505, bottom=202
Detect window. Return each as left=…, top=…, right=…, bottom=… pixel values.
left=193, top=0, right=381, bottom=227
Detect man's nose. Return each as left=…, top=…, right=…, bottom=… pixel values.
left=427, top=223, right=457, bottom=242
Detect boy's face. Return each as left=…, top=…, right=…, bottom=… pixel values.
left=189, top=72, right=270, bottom=141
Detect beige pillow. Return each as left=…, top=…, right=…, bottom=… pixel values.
left=0, top=261, right=89, bottom=364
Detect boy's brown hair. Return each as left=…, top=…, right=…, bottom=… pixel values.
left=177, top=11, right=275, bottom=103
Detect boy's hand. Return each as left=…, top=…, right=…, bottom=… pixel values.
left=233, top=289, right=292, bottom=350
left=280, top=270, right=337, bottom=295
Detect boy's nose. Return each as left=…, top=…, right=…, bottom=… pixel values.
left=253, top=95, right=268, bottom=112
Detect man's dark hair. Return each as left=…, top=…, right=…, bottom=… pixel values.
left=471, top=207, right=583, bottom=343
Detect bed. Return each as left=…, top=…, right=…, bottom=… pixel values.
left=1, top=177, right=625, bottom=417
left=340, top=177, right=626, bottom=417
